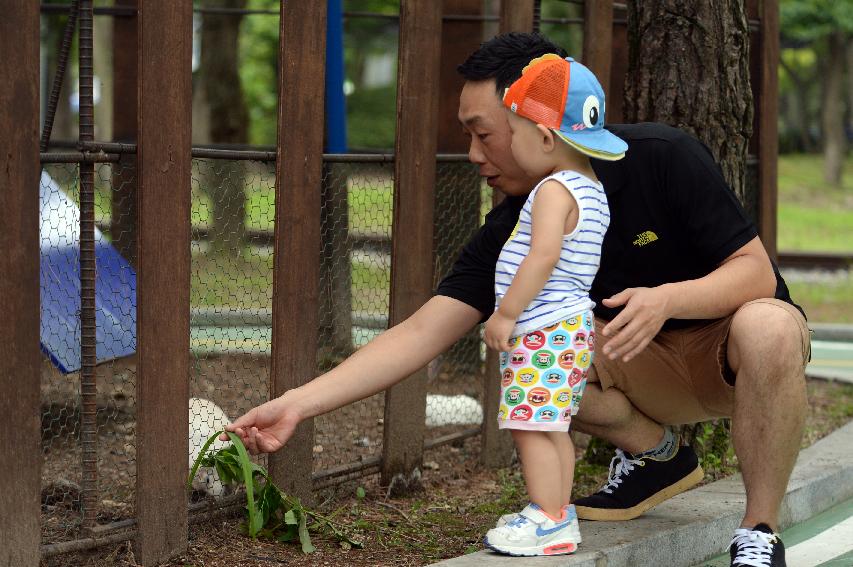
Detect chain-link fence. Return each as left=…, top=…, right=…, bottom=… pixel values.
left=38, top=153, right=494, bottom=548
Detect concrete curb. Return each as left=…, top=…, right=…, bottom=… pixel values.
left=430, top=421, right=853, bottom=567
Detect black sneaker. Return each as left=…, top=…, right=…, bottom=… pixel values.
left=573, top=445, right=703, bottom=521
left=729, top=524, right=786, bottom=566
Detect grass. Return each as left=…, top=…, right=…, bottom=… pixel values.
left=777, top=154, right=853, bottom=253
left=786, top=275, right=853, bottom=324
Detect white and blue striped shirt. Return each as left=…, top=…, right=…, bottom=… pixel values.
left=495, top=170, right=610, bottom=337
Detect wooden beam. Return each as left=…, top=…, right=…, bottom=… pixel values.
left=269, top=0, right=327, bottom=505
left=0, top=3, right=40, bottom=565
left=135, top=1, right=192, bottom=564
left=381, top=0, right=442, bottom=490
left=583, top=0, right=614, bottom=96
left=758, top=0, right=779, bottom=260
left=500, top=0, right=535, bottom=33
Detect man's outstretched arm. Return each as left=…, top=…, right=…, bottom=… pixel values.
left=225, top=295, right=483, bottom=453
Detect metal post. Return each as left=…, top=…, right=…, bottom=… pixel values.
left=0, top=3, right=41, bottom=565
left=78, top=0, right=99, bottom=534
left=135, top=1, right=193, bottom=564
left=269, top=0, right=327, bottom=505
left=381, top=0, right=442, bottom=491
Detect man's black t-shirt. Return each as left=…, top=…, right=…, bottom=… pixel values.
left=436, top=123, right=802, bottom=329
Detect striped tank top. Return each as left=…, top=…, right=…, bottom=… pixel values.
left=495, top=170, right=610, bottom=337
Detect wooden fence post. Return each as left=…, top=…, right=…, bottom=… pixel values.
left=381, top=0, right=442, bottom=491
left=757, top=0, right=779, bottom=260
left=582, top=0, right=614, bottom=96
left=500, top=0, right=535, bottom=34
left=0, top=3, right=41, bottom=565
left=135, top=1, right=192, bottom=564
left=269, top=0, right=327, bottom=505
left=481, top=0, right=539, bottom=470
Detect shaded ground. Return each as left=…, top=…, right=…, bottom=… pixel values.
left=40, top=378, right=853, bottom=567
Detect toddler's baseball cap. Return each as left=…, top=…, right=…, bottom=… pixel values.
left=503, top=54, right=627, bottom=161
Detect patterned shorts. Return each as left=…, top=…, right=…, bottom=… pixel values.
left=497, top=311, right=595, bottom=432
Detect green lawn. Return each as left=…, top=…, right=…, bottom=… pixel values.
left=777, top=154, right=852, bottom=324
left=777, top=154, right=853, bottom=253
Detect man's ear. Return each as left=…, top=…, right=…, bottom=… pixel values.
left=536, top=124, right=556, bottom=153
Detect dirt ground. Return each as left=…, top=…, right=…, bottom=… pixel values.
left=39, top=370, right=853, bottom=567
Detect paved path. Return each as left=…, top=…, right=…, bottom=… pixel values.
left=808, top=339, right=853, bottom=384
left=696, top=496, right=853, bottom=566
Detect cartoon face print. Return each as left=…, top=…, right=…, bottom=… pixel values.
left=543, top=323, right=560, bottom=332
left=550, top=332, right=568, bottom=348
left=516, top=368, right=539, bottom=387
left=527, top=387, right=551, bottom=407
left=498, top=405, right=509, bottom=420
left=583, top=313, right=593, bottom=329
left=576, top=349, right=592, bottom=369
left=554, top=390, right=572, bottom=407
left=574, top=331, right=587, bottom=347
left=535, top=407, right=558, bottom=422
left=510, top=405, right=533, bottom=421
left=499, top=351, right=509, bottom=367
left=587, top=331, right=596, bottom=350
left=532, top=350, right=555, bottom=369
left=561, top=408, right=573, bottom=421
left=543, top=369, right=566, bottom=387
left=523, top=332, right=546, bottom=350
left=562, top=316, right=581, bottom=331
left=505, top=386, right=525, bottom=406
left=510, top=350, right=528, bottom=367
left=558, top=350, right=575, bottom=370
left=568, top=367, right=584, bottom=387
left=501, top=368, right=515, bottom=387
left=507, top=336, right=522, bottom=349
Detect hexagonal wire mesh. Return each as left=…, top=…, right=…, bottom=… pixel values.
left=40, top=159, right=138, bottom=544
left=37, top=154, right=494, bottom=546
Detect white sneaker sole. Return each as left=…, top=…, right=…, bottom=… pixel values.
left=483, top=537, right=579, bottom=556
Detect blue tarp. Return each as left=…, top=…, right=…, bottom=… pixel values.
left=40, top=171, right=137, bottom=373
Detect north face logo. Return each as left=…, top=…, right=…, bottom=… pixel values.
left=633, top=230, right=659, bottom=247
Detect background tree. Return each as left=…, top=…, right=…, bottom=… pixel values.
left=781, top=0, right=852, bottom=186
left=622, top=0, right=754, bottom=463
left=198, top=0, right=250, bottom=255
left=624, top=0, right=754, bottom=202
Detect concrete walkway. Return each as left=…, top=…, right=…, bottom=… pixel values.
left=431, top=421, right=853, bottom=567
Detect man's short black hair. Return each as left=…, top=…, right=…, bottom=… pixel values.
left=457, top=32, right=569, bottom=94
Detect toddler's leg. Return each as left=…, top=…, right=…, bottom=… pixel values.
left=549, top=431, right=574, bottom=507
left=512, top=429, right=565, bottom=518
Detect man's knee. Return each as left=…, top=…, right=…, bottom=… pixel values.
left=727, top=302, right=808, bottom=376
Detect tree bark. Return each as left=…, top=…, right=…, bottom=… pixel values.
left=624, top=0, right=753, bottom=201
left=822, top=32, right=846, bottom=187
left=199, top=0, right=250, bottom=254
left=622, top=0, right=753, bottom=454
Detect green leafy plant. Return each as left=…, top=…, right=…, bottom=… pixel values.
left=188, top=431, right=363, bottom=553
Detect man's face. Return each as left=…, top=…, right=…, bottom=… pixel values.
left=458, top=80, right=539, bottom=196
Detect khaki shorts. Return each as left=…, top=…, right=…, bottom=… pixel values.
left=591, top=298, right=810, bottom=425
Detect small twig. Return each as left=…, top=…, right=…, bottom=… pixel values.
left=374, top=501, right=412, bottom=524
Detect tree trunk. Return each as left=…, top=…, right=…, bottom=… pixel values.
left=622, top=0, right=752, bottom=457
left=199, top=0, right=249, bottom=255
left=822, top=32, right=846, bottom=187
left=624, top=0, right=753, bottom=202
left=779, top=57, right=815, bottom=153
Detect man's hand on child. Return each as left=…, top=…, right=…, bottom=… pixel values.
left=601, top=286, right=671, bottom=362
left=485, top=311, right=516, bottom=352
